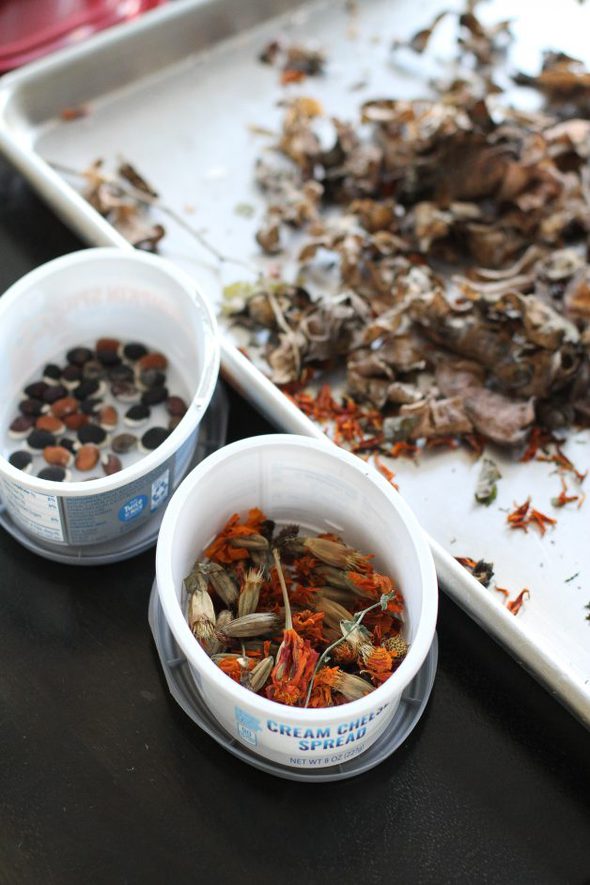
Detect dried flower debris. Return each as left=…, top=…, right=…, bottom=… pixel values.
left=258, top=38, right=326, bottom=85
left=185, top=508, right=408, bottom=708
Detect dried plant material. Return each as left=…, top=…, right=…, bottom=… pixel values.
left=455, top=556, right=494, bottom=587
left=475, top=458, right=502, bottom=505
left=183, top=509, right=408, bottom=708
left=259, top=38, right=326, bottom=84
left=60, top=105, right=90, bottom=122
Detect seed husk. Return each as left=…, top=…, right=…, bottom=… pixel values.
left=248, top=656, right=275, bottom=692
left=238, top=567, right=264, bottom=617
left=188, top=588, right=217, bottom=653
left=315, top=597, right=353, bottom=631
left=197, top=561, right=239, bottom=606
left=219, top=612, right=281, bottom=639
left=303, top=537, right=367, bottom=570
left=333, top=671, right=374, bottom=701
left=229, top=533, right=269, bottom=552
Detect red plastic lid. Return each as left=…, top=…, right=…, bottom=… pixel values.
left=0, top=0, right=167, bottom=72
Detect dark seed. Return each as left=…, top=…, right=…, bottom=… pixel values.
left=168, top=416, right=183, bottom=431
left=109, top=364, right=134, bottom=383
left=82, top=360, right=106, bottom=381
left=138, top=368, right=166, bottom=389
left=27, top=429, right=57, bottom=450
left=58, top=437, right=77, bottom=454
left=123, top=342, right=147, bottom=361
left=140, top=426, right=170, bottom=452
left=111, top=381, right=140, bottom=403
left=102, top=453, right=123, bottom=476
left=66, top=346, right=94, bottom=367
left=9, top=450, right=32, bottom=472
left=61, top=365, right=82, bottom=387
left=24, top=381, right=49, bottom=399
left=43, top=384, right=68, bottom=404
left=74, top=379, right=101, bottom=401
left=111, top=433, right=138, bottom=455
left=77, top=424, right=108, bottom=446
left=9, top=415, right=35, bottom=438
left=43, top=363, right=62, bottom=383
left=37, top=466, right=67, bottom=482
left=141, top=385, right=168, bottom=406
left=19, top=398, right=47, bottom=417
left=97, top=349, right=121, bottom=367
left=167, top=396, right=188, bottom=417
left=124, top=404, right=150, bottom=426
left=80, top=398, right=102, bottom=416
left=96, top=337, right=120, bottom=352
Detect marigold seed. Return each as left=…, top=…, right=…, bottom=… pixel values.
left=75, top=444, right=100, bottom=471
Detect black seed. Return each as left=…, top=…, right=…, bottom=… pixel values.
left=97, top=349, right=121, bottom=367
left=24, top=381, right=49, bottom=399
left=124, top=404, right=150, bottom=425
left=78, top=425, right=107, bottom=446
left=9, top=450, right=32, bottom=471
left=83, top=360, right=106, bottom=380
left=111, top=433, right=138, bottom=454
left=123, top=342, right=147, bottom=361
left=141, top=385, right=168, bottom=406
left=61, top=365, right=82, bottom=385
left=139, top=369, right=166, bottom=389
left=43, top=363, right=61, bottom=382
left=109, top=364, right=134, bottom=383
left=66, top=346, right=94, bottom=367
left=140, top=427, right=170, bottom=451
left=19, top=398, right=46, bottom=417
left=38, top=466, right=66, bottom=482
left=43, top=384, right=68, bottom=404
left=27, top=429, right=56, bottom=450
left=74, top=379, right=101, bottom=400
left=9, top=415, right=35, bottom=437
left=80, top=398, right=103, bottom=416
left=58, top=437, right=77, bottom=454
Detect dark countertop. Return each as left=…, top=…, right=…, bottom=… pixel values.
left=0, top=156, right=589, bottom=885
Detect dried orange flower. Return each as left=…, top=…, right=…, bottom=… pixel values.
left=266, top=628, right=319, bottom=706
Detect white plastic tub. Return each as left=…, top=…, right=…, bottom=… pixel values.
left=0, top=248, right=219, bottom=553
left=156, top=435, right=438, bottom=770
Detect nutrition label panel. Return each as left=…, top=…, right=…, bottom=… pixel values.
left=0, top=479, right=64, bottom=543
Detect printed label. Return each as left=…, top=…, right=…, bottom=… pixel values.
left=0, top=477, right=64, bottom=543
left=61, top=454, right=175, bottom=545
left=235, top=707, right=263, bottom=747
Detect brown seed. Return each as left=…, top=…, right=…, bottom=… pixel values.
left=36, top=415, right=66, bottom=434
left=102, top=453, right=122, bottom=476
left=43, top=445, right=73, bottom=468
left=51, top=396, right=79, bottom=418
left=99, top=405, right=118, bottom=429
left=137, top=352, right=168, bottom=372
left=75, top=444, right=100, bottom=471
left=166, top=396, right=188, bottom=417
left=63, top=412, right=89, bottom=430
left=168, top=416, right=183, bottom=431
left=96, top=337, right=120, bottom=352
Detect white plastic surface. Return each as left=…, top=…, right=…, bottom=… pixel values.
left=156, top=435, right=438, bottom=769
left=0, top=248, right=220, bottom=547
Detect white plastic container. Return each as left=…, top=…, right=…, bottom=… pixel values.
left=156, top=435, right=438, bottom=770
left=0, top=248, right=219, bottom=553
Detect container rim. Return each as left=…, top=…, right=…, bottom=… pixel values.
left=156, top=434, right=439, bottom=723
left=0, top=247, right=220, bottom=495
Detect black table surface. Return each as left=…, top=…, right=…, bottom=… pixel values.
left=0, top=155, right=589, bottom=885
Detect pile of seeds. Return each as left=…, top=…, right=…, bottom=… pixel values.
left=7, top=338, right=188, bottom=482
left=185, top=508, right=408, bottom=708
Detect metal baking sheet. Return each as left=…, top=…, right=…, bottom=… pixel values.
left=0, top=0, right=588, bottom=726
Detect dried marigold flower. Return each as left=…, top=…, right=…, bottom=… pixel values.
left=292, top=609, right=325, bottom=644
left=383, top=634, right=409, bottom=659
left=197, top=561, right=239, bottom=607
left=266, top=628, right=319, bottom=706
left=303, top=537, right=369, bottom=570
left=217, top=656, right=254, bottom=683
left=362, top=646, right=393, bottom=685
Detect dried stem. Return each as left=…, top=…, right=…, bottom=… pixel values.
left=49, top=160, right=261, bottom=274
left=303, top=593, right=393, bottom=708
left=272, top=548, right=292, bottom=630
